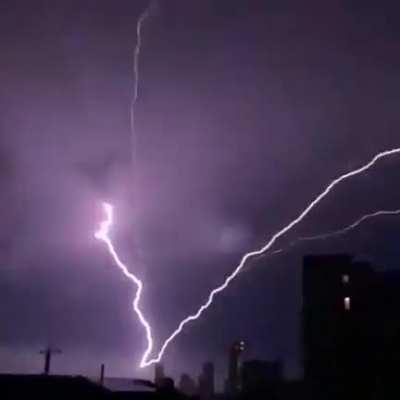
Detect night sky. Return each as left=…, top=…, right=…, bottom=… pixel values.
left=1, top=0, right=400, bottom=387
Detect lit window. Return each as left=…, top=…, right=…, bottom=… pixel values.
left=342, top=274, right=350, bottom=284
left=344, top=297, right=351, bottom=311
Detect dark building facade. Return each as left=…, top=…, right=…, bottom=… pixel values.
left=225, top=340, right=245, bottom=395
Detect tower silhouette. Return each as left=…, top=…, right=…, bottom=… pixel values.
left=225, top=340, right=245, bottom=395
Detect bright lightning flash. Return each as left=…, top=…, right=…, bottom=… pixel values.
left=95, top=2, right=156, bottom=369
left=95, top=148, right=400, bottom=369
left=94, top=203, right=154, bottom=368
left=140, top=148, right=400, bottom=367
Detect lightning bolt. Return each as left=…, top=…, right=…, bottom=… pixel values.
left=95, top=147, right=400, bottom=368
left=94, top=203, right=154, bottom=368
left=299, top=209, right=400, bottom=243
left=130, top=2, right=154, bottom=167
left=95, top=2, right=157, bottom=368
left=95, top=0, right=400, bottom=370
left=139, top=148, right=400, bottom=367
left=128, top=2, right=157, bottom=270
left=95, top=207, right=400, bottom=369
left=257, top=208, right=400, bottom=260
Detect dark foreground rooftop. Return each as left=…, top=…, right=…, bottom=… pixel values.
left=0, top=374, right=187, bottom=400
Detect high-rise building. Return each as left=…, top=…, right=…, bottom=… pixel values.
left=225, top=340, right=245, bottom=395
left=302, top=254, right=377, bottom=399
left=198, top=362, right=215, bottom=400
left=154, top=363, right=165, bottom=388
left=179, top=373, right=197, bottom=397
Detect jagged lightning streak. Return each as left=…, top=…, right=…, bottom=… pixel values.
left=300, top=209, right=400, bottom=242
left=95, top=0, right=400, bottom=368
left=94, top=149, right=400, bottom=368
left=94, top=203, right=154, bottom=368
left=95, top=1, right=157, bottom=368
left=261, top=208, right=400, bottom=259
left=139, top=148, right=400, bottom=367
left=130, top=2, right=154, bottom=166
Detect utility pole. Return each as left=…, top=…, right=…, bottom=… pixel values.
left=39, top=347, right=62, bottom=375
left=100, top=363, right=105, bottom=386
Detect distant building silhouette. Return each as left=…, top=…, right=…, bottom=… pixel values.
left=198, top=362, right=214, bottom=400
left=179, top=373, right=197, bottom=397
left=241, top=359, right=283, bottom=394
left=225, top=340, right=245, bottom=395
left=154, top=363, right=165, bottom=388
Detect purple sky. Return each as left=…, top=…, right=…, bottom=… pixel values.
left=1, top=0, right=400, bottom=387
